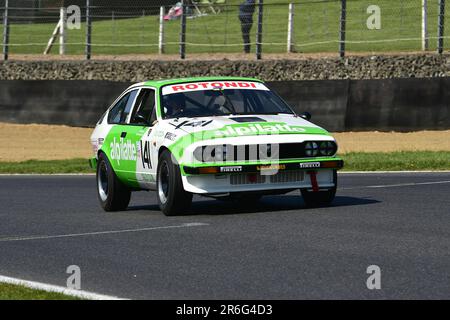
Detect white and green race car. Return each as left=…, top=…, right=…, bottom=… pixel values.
left=90, top=77, right=343, bottom=216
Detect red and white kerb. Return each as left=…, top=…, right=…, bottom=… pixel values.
left=162, top=81, right=269, bottom=95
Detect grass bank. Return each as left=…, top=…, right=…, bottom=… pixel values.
left=341, top=152, right=450, bottom=171
left=0, top=159, right=91, bottom=174
left=0, top=283, right=80, bottom=300
left=0, top=152, right=449, bottom=174
left=6, top=0, right=447, bottom=55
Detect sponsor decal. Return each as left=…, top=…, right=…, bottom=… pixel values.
left=299, top=162, right=321, bottom=169
left=184, top=120, right=213, bottom=128
left=92, top=142, right=99, bottom=154
left=110, top=137, right=137, bottom=164
left=215, top=123, right=306, bottom=137
left=257, top=164, right=286, bottom=171
left=220, top=166, right=243, bottom=173
left=164, top=132, right=177, bottom=141
left=170, top=120, right=214, bottom=130
left=162, top=81, right=269, bottom=95
left=140, top=141, right=152, bottom=169
left=93, top=137, right=105, bottom=154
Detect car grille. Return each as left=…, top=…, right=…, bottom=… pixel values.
left=269, top=170, right=305, bottom=183
left=230, top=174, right=266, bottom=185
left=230, top=171, right=305, bottom=185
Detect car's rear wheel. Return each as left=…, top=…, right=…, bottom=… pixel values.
left=301, top=170, right=337, bottom=207
left=157, top=150, right=193, bottom=216
left=96, top=152, right=131, bottom=211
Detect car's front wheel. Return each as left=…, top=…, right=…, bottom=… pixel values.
left=157, top=150, right=193, bottom=216
left=96, top=152, right=131, bottom=211
left=301, top=170, right=337, bottom=207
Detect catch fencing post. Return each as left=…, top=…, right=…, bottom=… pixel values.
left=180, top=0, right=186, bottom=59
left=59, top=7, right=67, bottom=55
left=339, top=0, right=346, bottom=58
left=159, top=6, right=165, bottom=54
left=2, top=0, right=10, bottom=61
left=422, top=0, right=429, bottom=51
left=287, top=3, right=294, bottom=53
left=256, top=0, right=263, bottom=60
left=437, top=0, right=445, bottom=54
left=86, top=0, right=92, bottom=60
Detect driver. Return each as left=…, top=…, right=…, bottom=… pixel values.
left=164, top=93, right=186, bottom=118
left=212, top=95, right=228, bottom=114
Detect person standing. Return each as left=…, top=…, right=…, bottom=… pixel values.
left=238, top=0, right=256, bottom=54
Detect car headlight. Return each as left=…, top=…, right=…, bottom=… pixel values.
left=214, top=145, right=227, bottom=162
left=304, top=142, right=319, bottom=157
left=319, top=141, right=337, bottom=156
left=194, top=145, right=229, bottom=162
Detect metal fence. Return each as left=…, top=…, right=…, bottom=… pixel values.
left=1, top=0, right=448, bottom=60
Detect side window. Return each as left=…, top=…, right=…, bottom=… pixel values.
left=108, top=93, right=130, bottom=124
left=107, top=90, right=138, bottom=124
left=130, top=89, right=156, bottom=125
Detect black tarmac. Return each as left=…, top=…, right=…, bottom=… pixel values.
left=0, top=172, right=449, bottom=299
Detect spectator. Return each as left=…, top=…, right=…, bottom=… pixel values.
left=238, top=0, right=256, bottom=54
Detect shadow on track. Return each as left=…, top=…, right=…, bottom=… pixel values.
left=127, top=195, right=380, bottom=216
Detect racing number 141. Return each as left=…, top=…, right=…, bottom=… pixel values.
left=140, top=141, right=152, bottom=169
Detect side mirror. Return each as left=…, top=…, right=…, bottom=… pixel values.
left=300, top=112, right=312, bottom=121
left=134, top=113, right=151, bottom=126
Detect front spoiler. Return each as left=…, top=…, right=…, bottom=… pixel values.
left=183, top=159, right=344, bottom=175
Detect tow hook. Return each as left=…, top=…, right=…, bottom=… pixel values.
left=307, top=171, right=319, bottom=192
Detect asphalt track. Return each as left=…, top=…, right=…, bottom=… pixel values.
left=0, top=172, right=449, bottom=299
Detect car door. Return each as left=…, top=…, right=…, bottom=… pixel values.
left=105, top=89, right=140, bottom=184
left=128, top=88, right=158, bottom=190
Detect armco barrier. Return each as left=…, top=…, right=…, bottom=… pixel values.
left=0, top=78, right=448, bottom=131
left=0, top=80, right=130, bottom=127
left=345, top=78, right=450, bottom=131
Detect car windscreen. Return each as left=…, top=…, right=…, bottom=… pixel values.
left=161, top=81, right=294, bottom=119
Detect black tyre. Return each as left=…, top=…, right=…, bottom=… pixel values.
left=301, top=170, right=337, bottom=207
left=96, top=152, right=131, bottom=211
left=157, top=150, right=193, bottom=216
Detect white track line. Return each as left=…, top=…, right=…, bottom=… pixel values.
left=340, top=180, right=450, bottom=190
left=0, top=275, right=126, bottom=300
left=0, top=222, right=208, bottom=242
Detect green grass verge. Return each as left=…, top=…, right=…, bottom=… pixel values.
left=0, top=159, right=92, bottom=174
left=341, top=152, right=450, bottom=171
left=5, top=0, right=449, bottom=55
left=0, top=283, right=80, bottom=300
left=0, top=152, right=449, bottom=174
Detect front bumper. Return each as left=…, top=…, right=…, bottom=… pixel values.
left=183, top=159, right=343, bottom=175
left=180, top=159, right=343, bottom=194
